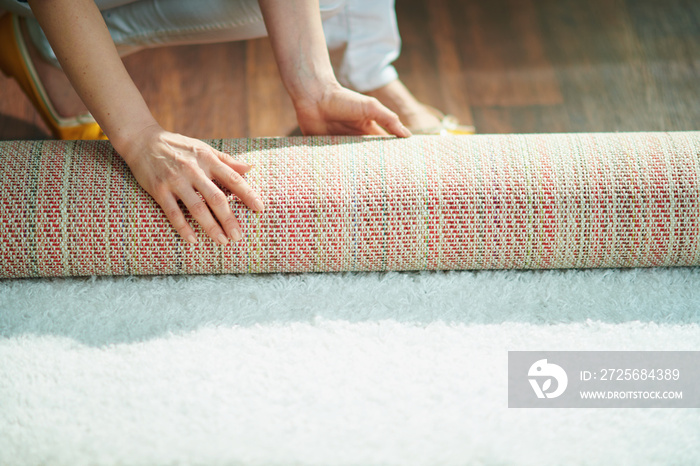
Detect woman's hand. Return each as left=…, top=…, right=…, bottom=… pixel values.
left=28, top=0, right=264, bottom=245
left=258, top=0, right=411, bottom=138
left=294, top=84, right=411, bottom=137
left=120, top=124, right=263, bottom=245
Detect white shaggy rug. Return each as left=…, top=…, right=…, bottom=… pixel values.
left=1, top=268, right=700, bottom=465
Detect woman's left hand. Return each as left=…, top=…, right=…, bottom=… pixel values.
left=294, top=84, right=412, bottom=137
left=258, top=0, right=410, bottom=138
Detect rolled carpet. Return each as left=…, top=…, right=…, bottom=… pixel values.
left=1, top=132, right=699, bottom=278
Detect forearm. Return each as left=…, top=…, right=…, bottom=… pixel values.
left=258, top=0, right=340, bottom=107
left=27, top=0, right=157, bottom=156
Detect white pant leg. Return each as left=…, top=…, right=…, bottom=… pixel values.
left=322, top=0, right=400, bottom=92
left=12, top=0, right=344, bottom=67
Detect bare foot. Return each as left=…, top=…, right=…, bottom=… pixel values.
left=364, top=79, right=441, bottom=131
left=20, top=19, right=89, bottom=118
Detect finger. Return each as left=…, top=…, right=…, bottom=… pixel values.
left=158, top=193, right=198, bottom=244
left=211, top=163, right=264, bottom=213
left=195, top=177, right=244, bottom=243
left=214, top=149, right=253, bottom=174
left=179, top=186, right=231, bottom=245
left=366, top=121, right=390, bottom=136
left=364, top=98, right=412, bottom=138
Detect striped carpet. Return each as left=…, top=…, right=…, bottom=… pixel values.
left=2, top=132, right=699, bottom=278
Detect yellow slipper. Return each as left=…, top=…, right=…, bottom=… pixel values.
left=0, top=14, right=107, bottom=140
left=411, top=106, right=476, bottom=135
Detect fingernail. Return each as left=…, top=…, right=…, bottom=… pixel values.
left=402, top=125, right=412, bottom=137
left=186, top=234, right=198, bottom=244
left=231, top=228, right=243, bottom=242
left=253, top=198, right=264, bottom=212
left=217, top=233, right=229, bottom=245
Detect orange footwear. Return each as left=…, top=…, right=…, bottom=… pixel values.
left=0, top=14, right=107, bottom=140
left=412, top=106, right=476, bottom=135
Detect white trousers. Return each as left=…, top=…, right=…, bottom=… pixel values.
left=3, top=0, right=400, bottom=92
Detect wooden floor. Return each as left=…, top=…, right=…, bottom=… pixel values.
left=1, top=0, right=698, bottom=140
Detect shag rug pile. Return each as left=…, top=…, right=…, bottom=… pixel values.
left=1, top=268, right=699, bottom=465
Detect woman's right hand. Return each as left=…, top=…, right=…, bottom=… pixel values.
left=26, top=1, right=263, bottom=245
left=119, top=124, right=264, bottom=245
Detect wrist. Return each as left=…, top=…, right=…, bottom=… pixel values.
left=290, top=78, right=342, bottom=112
left=109, top=119, right=162, bottom=163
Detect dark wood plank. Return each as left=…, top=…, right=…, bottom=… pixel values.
left=393, top=0, right=446, bottom=115
left=424, top=0, right=475, bottom=127
left=245, top=38, right=298, bottom=138
left=446, top=0, right=564, bottom=107
left=534, top=0, right=699, bottom=132
left=123, top=42, right=250, bottom=138
left=472, top=105, right=572, bottom=134
left=625, top=0, right=700, bottom=131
